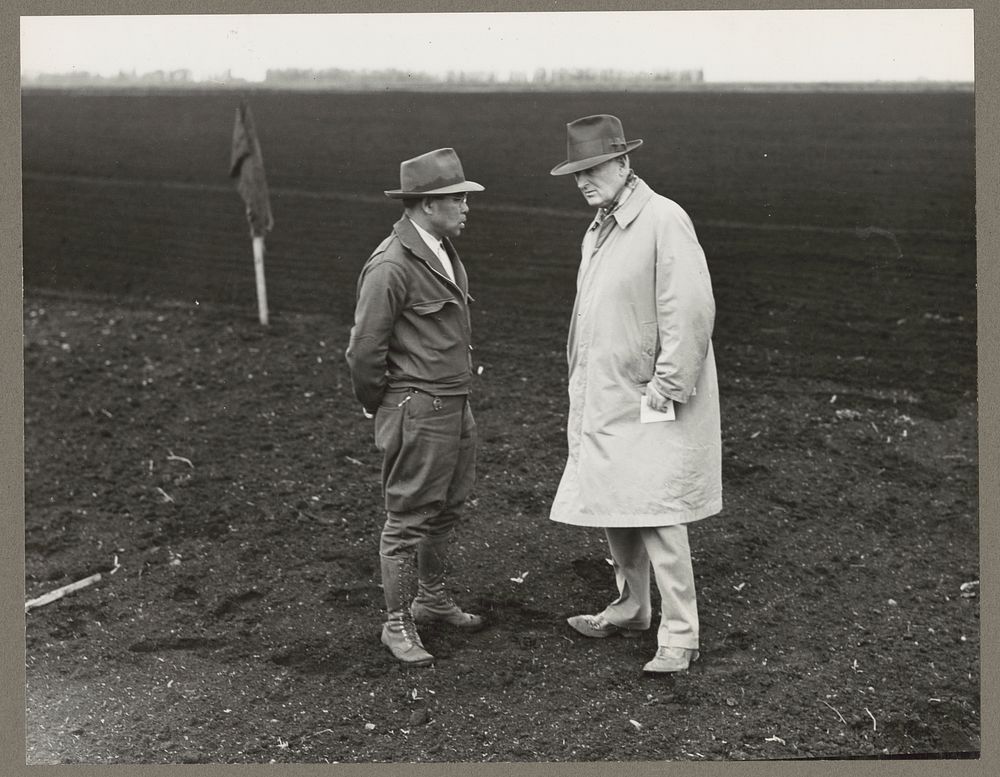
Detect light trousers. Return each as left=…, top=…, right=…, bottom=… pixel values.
left=600, top=524, right=699, bottom=650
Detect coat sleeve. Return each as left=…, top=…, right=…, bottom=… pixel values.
left=345, top=259, right=406, bottom=414
left=651, top=205, right=716, bottom=403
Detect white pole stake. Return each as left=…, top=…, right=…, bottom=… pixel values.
left=25, top=573, right=102, bottom=612
left=252, top=235, right=269, bottom=326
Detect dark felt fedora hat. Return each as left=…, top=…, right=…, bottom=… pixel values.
left=384, top=147, right=485, bottom=199
left=550, top=114, right=643, bottom=176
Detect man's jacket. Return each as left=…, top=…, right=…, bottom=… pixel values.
left=346, top=216, right=473, bottom=414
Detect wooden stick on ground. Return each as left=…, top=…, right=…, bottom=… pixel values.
left=25, top=573, right=102, bottom=613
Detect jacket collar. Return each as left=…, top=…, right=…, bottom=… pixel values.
left=395, top=215, right=442, bottom=266
left=392, top=215, right=469, bottom=298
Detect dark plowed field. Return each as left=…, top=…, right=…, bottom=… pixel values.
left=21, top=88, right=978, bottom=764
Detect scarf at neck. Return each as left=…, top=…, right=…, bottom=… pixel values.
left=591, top=171, right=640, bottom=231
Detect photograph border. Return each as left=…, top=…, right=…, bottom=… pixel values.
left=3, top=2, right=995, bottom=776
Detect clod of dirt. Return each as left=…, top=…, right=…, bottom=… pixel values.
left=409, top=709, right=430, bottom=727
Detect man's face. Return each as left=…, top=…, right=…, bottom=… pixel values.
left=426, top=193, right=470, bottom=239
left=574, top=157, right=627, bottom=209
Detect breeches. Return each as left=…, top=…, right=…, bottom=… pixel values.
left=374, top=388, right=477, bottom=557
left=601, top=524, right=699, bottom=649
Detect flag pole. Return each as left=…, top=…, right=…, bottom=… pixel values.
left=252, top=235, right=269, bottom=326
left=230, top=98, right=274, bottom=326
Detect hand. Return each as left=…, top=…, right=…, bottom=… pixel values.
left=645, top=383, right=670, bottom=413
left=362, top=407, right=375, bottom=420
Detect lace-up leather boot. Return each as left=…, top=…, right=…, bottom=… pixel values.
left=380, top=553, right=434, bottom=666
left=410, top=538, right=484, bottom=631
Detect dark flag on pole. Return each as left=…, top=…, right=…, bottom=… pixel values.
left=229, top=99, right=274, bottom=237
left=230, top=99, right=273, bottom=325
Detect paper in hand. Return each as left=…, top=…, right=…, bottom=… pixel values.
left=640, top=394, right=675, bottom=423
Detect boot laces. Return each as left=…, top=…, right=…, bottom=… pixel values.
left=399, top=615, right=424, bottom=647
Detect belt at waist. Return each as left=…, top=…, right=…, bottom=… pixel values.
left=383, top=386, right=468, bottom=398
left=382, top=386, right=469, bottom=411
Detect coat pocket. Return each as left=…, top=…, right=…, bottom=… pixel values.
left=632, top=322, right=658, bottom=383
left=410, top=298, right=453, bottom=316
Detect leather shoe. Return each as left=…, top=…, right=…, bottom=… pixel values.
left=567, top=613, right=644, bottom=639
left=642, top=646, right=699, bottom=673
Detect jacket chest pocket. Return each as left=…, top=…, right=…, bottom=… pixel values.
left=410, top=298, right=453, bottom=321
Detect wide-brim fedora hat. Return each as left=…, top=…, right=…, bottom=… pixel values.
left=384, top=147, right=485, bottom=199
left=550, top=114, right=643, bottom=176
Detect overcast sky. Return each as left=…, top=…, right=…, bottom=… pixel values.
left=21, top=10, right=974, bottom=84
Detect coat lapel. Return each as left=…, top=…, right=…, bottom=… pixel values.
left=611, top=179, right=653, bottom=230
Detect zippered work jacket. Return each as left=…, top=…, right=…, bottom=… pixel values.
left=346, top=216, right=473, bottom=414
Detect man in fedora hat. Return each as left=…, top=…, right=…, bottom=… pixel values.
left=548, top=115, right=722, bottom=674
left=346, top=147, right=486, bottom=667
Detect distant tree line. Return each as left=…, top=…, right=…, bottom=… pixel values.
left=22, top=66, right=708, bottom=90
left=24, top=69, right=201, bottom=86
left=265, top=67, right=705, bottom=87
left=22, top=68, right=970, bottom=93
left=522, top=67, right=704, bottom=85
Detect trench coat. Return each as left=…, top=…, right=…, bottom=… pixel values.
left=549, top=178, right=722, bottom=528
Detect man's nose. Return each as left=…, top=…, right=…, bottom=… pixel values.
left=574, top=172, right=586, bottom=188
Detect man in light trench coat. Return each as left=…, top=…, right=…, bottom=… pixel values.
left=548, top=114, right=722, bottom=673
